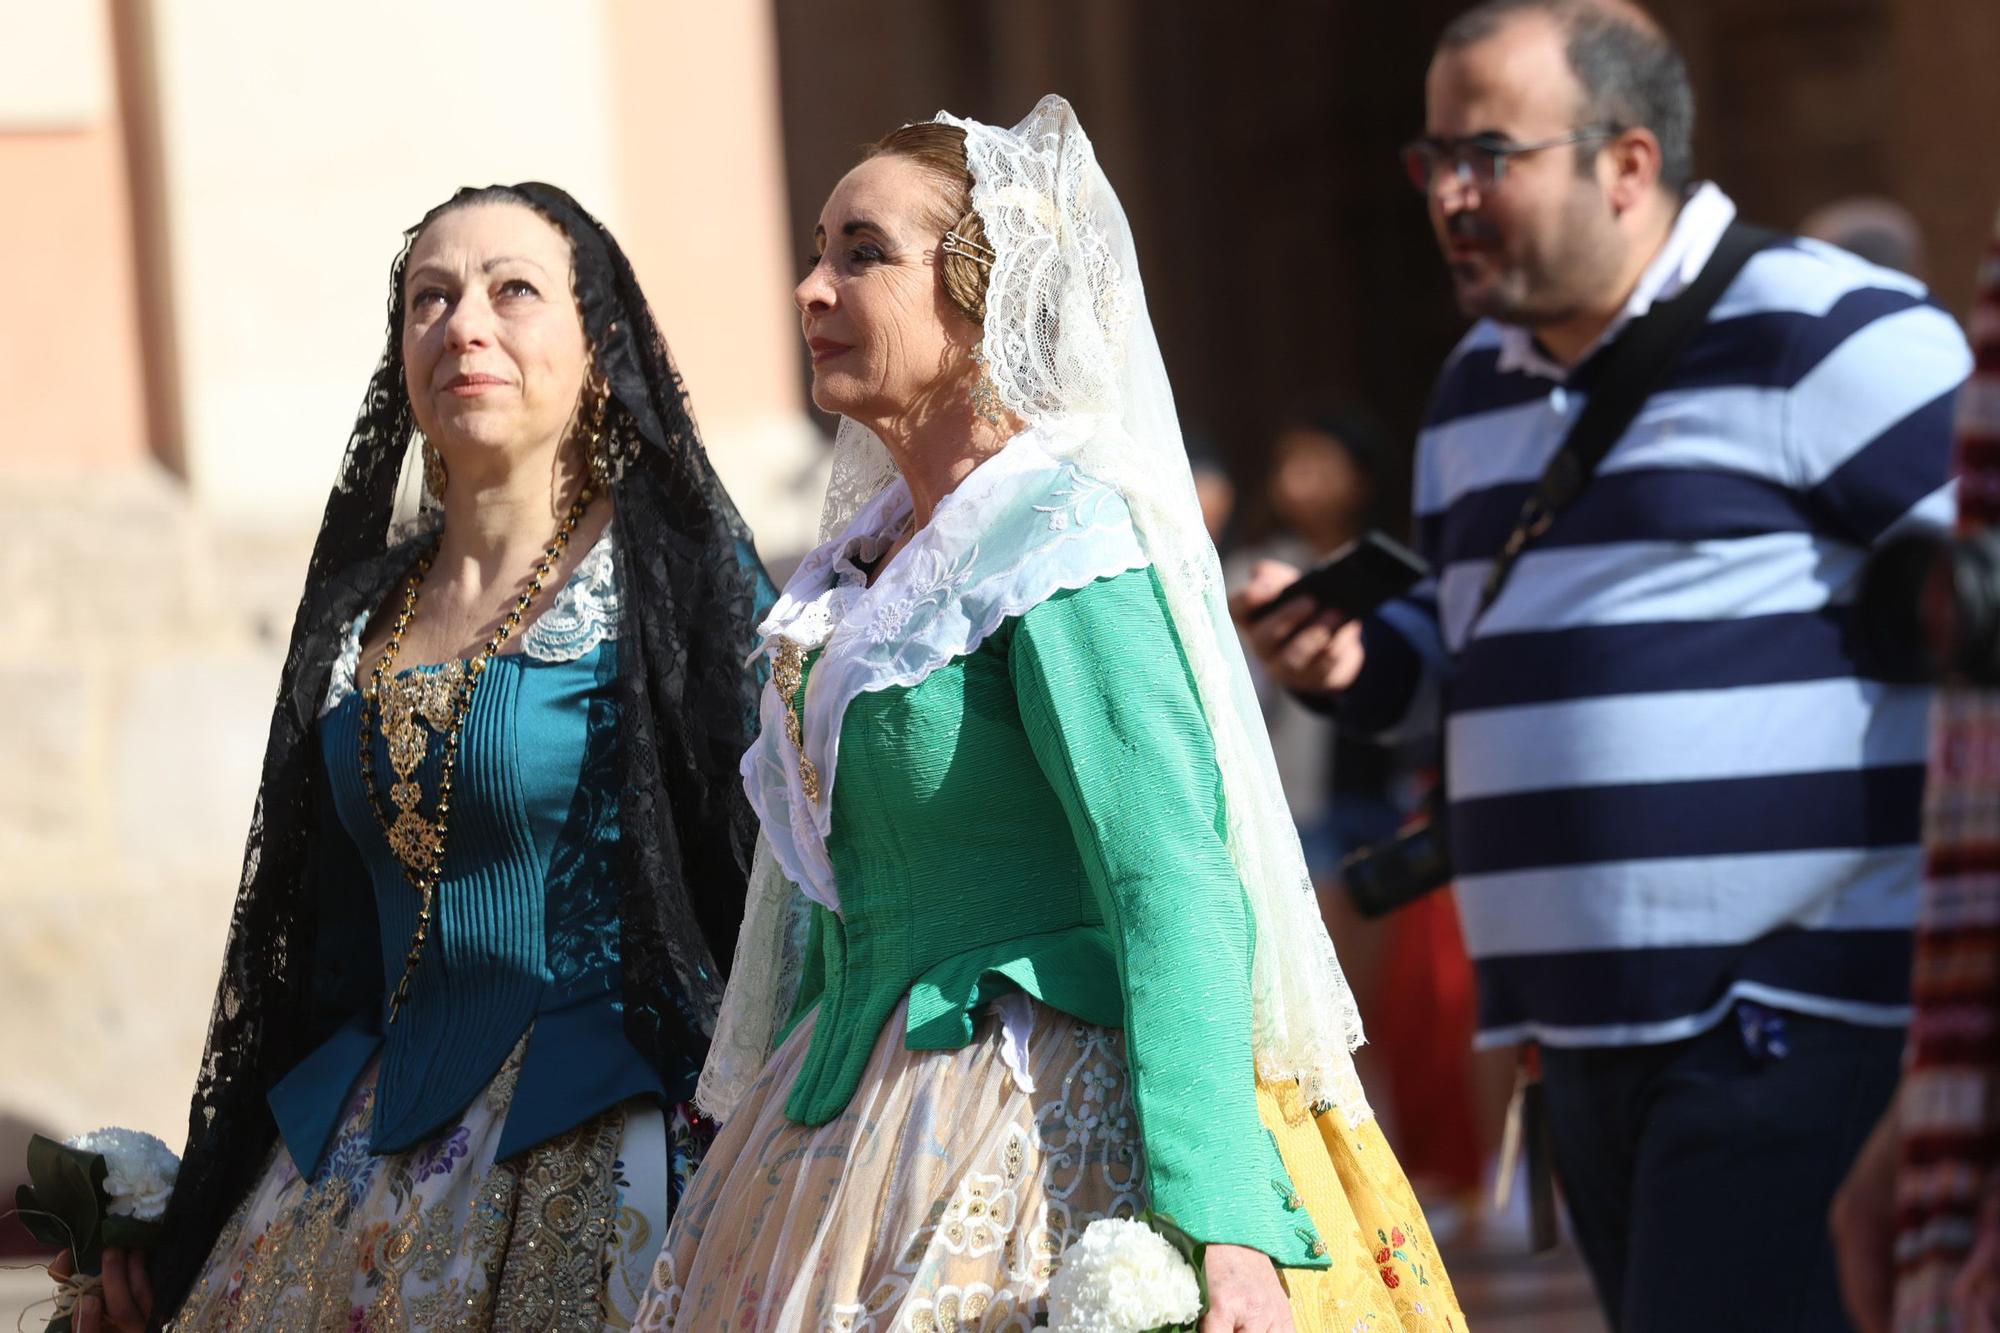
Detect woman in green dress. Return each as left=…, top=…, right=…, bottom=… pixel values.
left=636, top=99, right=1465, bottom=1332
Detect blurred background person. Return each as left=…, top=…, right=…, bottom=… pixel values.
left=1226, top=408, right=1397, bottom=1054
left=1186, top=426, right=1240, bottom=550
left=1235, top=406, right=1406, bottom=881
left=1801, top=195, right=1929, bottom=281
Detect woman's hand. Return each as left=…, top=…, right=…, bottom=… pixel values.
left=51, top=1246, right=154, bottom=1333
left=1831, top=1096, right=1900, bottom=1333
left=1202, top=1243, right=1294, bottom=1332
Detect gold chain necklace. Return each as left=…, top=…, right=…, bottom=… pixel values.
left=768, top=510, right=920, bottom=804
left=771, top=640, right=821, bottom=802
left=359, top=489, right=593, bottom=1022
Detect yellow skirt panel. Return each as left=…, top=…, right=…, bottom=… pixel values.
left=1259, top=1081, right=1468, bottom=1331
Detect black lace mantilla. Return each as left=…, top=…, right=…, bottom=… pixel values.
left=149, top=183, right=773, bottom=1323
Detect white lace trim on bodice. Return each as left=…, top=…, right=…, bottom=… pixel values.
left=320, top=526, right=622, bottom=718
left=740, top=426, right=1150, bottom=915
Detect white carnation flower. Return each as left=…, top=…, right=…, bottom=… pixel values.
left=1047, top=1217, right=1202, bottom=1332
left=66, top=1127, right=180, bottom=1222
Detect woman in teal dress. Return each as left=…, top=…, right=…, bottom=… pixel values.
left=73, top=185, right=773, bottom=1333
left=637, top=100, right=1464, bottom=1332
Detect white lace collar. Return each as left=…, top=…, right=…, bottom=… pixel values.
left=742, top=426, right=1150, bottom=912
left=320, top=526, right=622, bottom=718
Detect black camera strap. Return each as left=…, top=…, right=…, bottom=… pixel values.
left=1474, top=220, right=1782, bottom=623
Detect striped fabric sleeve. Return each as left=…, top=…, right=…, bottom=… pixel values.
left=1784, top=289, right=1970, bottom=546
left=1330, top=582, right=1447, bottom=739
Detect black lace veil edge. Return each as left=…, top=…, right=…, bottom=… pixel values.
left=147, top=183, right=773, bottom=1324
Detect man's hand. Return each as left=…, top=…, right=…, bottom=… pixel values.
left=1202, top=1242, right=1295, bottom=1331
left=1228, top=559, right=1367, bottom=696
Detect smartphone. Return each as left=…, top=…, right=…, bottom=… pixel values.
left=1247, top=530, right=1428, bottom=622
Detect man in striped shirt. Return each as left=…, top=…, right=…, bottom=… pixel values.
left=1234, top=1, right=1971, bottom=1327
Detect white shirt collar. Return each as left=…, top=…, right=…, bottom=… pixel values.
left=1496, top=182, right=1738, bottom=382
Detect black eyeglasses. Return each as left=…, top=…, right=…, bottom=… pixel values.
left=1401, top=126, right=1623, bottom=193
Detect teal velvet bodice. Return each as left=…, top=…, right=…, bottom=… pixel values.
left=269, top=639, right=668, bottom=1177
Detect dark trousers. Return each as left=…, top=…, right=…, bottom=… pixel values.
left=1539, top=1006, right=1902, bottom=1332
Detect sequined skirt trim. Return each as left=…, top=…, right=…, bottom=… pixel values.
left=168, top=1038, right=704, bottom=1332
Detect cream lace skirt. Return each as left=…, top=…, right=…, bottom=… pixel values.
left=635, top=1000, right=1465, bottom=1331
left=168, top=1038, right=702, bottom=1332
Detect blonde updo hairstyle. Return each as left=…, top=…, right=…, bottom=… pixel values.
left=865, top=122, right=991, bottom=326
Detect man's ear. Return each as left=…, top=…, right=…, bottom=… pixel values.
left=1602, top=127, right=1665, bottom=216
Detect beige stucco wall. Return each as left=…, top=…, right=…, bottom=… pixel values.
left=0, top=0, right=148, bottom=473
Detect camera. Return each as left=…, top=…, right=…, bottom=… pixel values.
left=1856, top=530, right=2000, bottom=684
left=1341, top=788, right=1453, bottom=918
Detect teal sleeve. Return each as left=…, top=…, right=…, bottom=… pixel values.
left=1010, top=567, right=1327, bottom=1268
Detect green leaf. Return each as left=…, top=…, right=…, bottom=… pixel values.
left=14, top=1184, right=79, bottom=1250
left=1138, top=1210, right=1210, bottom=1319
left=16, top=1180, right=82, bottom=1332
left=25, top=1135, right=109, bottom=1271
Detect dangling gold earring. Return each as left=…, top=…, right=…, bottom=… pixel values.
left=577, top=368, right=614, bottom=496
left=968, top=344, right=1005, bottom=426
left=588, top=434, right=612, bottom=492
left=587, top=419, right=613, bottom=493
left=422, top=436, right=448, bottom=500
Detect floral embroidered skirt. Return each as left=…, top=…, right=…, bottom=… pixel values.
left=1261, top=1082, right=1465, bottom=1329
left=167, top=1038, right=706, bottom=1332
left=633, top=999, right=1464, bottom=1331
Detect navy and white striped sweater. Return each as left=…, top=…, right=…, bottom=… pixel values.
left=1341, top=204, right=1971, bottom=1047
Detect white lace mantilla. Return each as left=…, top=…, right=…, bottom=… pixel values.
left=741, top=428, right=1148, bottom=915
left=319, top=527, right=622, bottom=718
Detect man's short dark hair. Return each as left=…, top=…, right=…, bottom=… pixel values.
left=1440, top=0, right=1695, bottom=195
